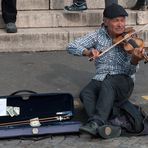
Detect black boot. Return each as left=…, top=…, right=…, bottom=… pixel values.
left=5, top=22, right=17, bottom=33
left=79, top=121, right=99, bottom=136
left=79, top=120, right=121, bottom=138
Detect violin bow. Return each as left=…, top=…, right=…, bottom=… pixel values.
left=89, top=23, right=148, bottom=61
left=0, top=112, right=71, bottom=127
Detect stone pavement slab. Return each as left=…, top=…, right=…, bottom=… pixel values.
left=0, top=133, right=148, bottom=148
left=0, top=51, right=94, bottom=97
left=0, top=50, right=147, bottom=100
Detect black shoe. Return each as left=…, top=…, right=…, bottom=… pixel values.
left=97, top=125, right=121, bottom=139
left=64, top=2, right=87, bottom=11
left=6, top=22, right=17, bottom=33
left=79, top=121, right=99, bottom=136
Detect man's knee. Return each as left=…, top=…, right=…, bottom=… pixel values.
left=79, top=89, right=85, bottom=102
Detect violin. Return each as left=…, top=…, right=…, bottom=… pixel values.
left=89, top=24, right=148, bottom=63
left=113, top=27, right=148, bottom=63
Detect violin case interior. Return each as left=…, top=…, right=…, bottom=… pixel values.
left=0, top=90, right=81, bottom=138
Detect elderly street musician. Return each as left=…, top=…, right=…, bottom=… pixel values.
left=66, top=3, right=148, bottom=139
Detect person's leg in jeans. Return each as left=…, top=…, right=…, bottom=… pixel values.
left=1, top=0, right=17, bottom=33
left=79, top=79, right=110, bottom=137
left=94, top=75, right=134, bottom=124
left=79, top=79, right=102, bottom=118
left=79, top=74, right=134, bottom=138
left=64, top=0, right=87, bottom=11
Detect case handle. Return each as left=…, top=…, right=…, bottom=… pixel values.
left=9, top=90, right=37, bottom=100
left=10, top=90, right=37, bottom=96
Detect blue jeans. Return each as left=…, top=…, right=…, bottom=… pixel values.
left=80, top=74, right=134, bottom=124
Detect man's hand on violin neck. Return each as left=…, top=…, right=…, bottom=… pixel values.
left=130, top=48, right=145, bottom=65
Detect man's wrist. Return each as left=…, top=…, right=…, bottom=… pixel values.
left=130, top=58, right=139, bottom=65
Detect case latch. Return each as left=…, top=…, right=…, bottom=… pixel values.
left=32, top=128, right=39, bottom=135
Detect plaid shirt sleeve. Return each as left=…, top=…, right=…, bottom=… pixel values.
left=66, top=31, right=98, bottom=56
left=125, top=60, right=139, bottom=75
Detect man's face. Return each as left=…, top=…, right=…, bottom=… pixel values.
left=104, top=16, right=126, bottom=37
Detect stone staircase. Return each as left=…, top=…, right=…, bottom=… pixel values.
left=0, top=0, right=147, bottom=52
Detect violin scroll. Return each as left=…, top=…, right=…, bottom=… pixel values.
left=143, top=51, right=148, bottom=64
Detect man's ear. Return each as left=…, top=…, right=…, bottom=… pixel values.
left=103, top=17, right=108, bottom=26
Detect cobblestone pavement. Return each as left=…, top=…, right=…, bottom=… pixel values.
left=0, top=134, right=148, bottom=148
left=0, top=51, right=147, bottom=148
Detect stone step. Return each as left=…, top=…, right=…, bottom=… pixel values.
left=0, top=27, right=95, bottom=52
left=0, top=26, right=147, bottom=52
left=50, top=0, right=137, bottom=9
left=14, top=9, right=148, bottom=27
left=0, top=0, right=49, bottom=11
left=0, top=0, right=146, bottom=28
left=17, top=0, right=49, bottom=10
left=0, top=0, right=147, bottom=53
left=0, top=0, right=137, bottom=11
left=0, top=9, right=147, bottom=29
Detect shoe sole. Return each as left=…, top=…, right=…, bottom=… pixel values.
left=98, top=125, right=121, bottom=139
left=63, top=9, right=87, bottom=13
left=7, top=29, right=17, bottom=33
left=79, top=127, right=97, bottom=136
left=7, top=30, right=17, bottom=33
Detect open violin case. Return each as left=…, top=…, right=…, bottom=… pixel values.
left=0, top=90, right=81, bottom=138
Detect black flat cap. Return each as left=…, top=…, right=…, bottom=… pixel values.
left=103, top=3, right=128, bottom=18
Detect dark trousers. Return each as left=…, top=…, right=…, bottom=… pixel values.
left=105, top=0, right=118, bottom=7
left=80, top=74, right=134, bottom=124
left=74, top=0, right=119, bottom=6
left=136, top=0, right=148, bottom=5
left=73, top=0, right=86, bottom=4
left=1, top=0, right=17, bottom=24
